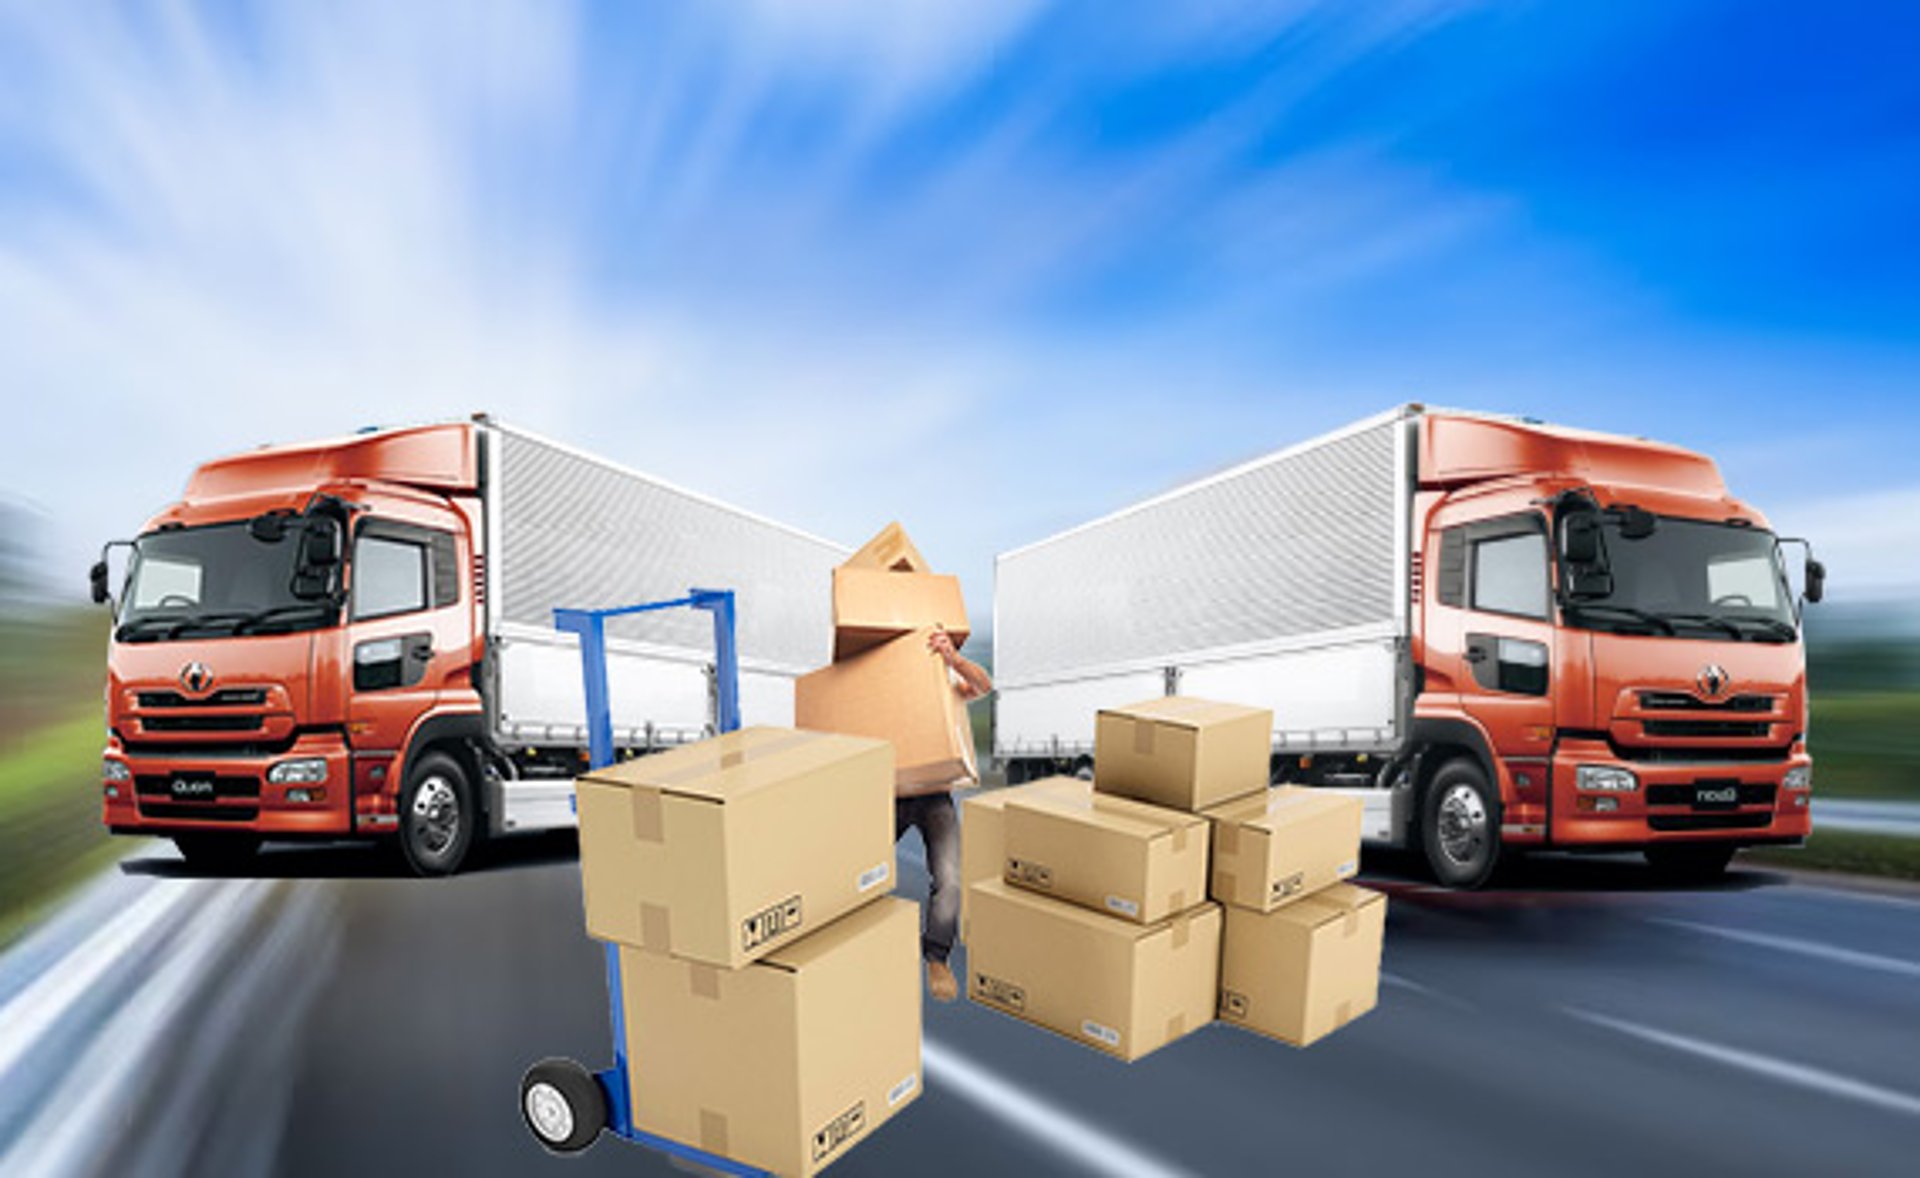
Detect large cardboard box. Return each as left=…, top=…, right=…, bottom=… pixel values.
left=796, top=628, right=978, bottom=794
left=843, top=521, right=929, bottom=573
left=1094, top=697, right=1271, bottom=813
left=1202, top=786, right=1363, bottom=911
left=1002, top=783, right=1209, bottom=925
left=965, top=878, right=1220, bottom=1062
left=1217, top=882, right=1386, bottom=1047
left=959, top=777, right=1092, bottom=926
left=831, top=567, right=971, bottom=660
left=622, top=897, right=923, bottom=1177
left=576, top=728, right=896, bottom=968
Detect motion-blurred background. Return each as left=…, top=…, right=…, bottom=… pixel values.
left=2, top=4, right=1919, bottom=1176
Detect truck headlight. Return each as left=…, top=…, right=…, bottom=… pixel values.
left=1577, top=765, right=1638, bottom=793
left=268, top=757, right=329, bottom=785
left=103, top=758, right=131, bottom=783
left=1782, top=765, right=1812, bottom=792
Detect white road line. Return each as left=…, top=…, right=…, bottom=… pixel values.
left=1565, top=1007, right=1920, bottom=1120
left=0, top=880, right=204, bottom=1080
left=922, top=1038, right=1199, bottom=1178
left=1651, top=917, right=1920, bottom=980
left=1380, top=970, right=1473, bottom=1011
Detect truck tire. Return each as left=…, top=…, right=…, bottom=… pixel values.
left=172, top=833, right=261, bottom=873
left=398, top=751, right=477, bottom=876
left=1645, top=844, right=1736, bottom=881
left=1421, top=757, right=1502, bottom=889
left=520, top=1058, right=605, bottom=1153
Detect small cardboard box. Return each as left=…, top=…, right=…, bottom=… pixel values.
left=1094, top=696, right=1271, bottom=813
left=622, top=897, right=923, bottom=1177
left=843, top=521, right=929, bottom=573
left=576, top=727, right=896, bottom=968
left=1002, top=784, right=1209, bottom=924
left=831, top=567, right=971, bottom=660
left=796, top=628, right=978, bottom=794
left=1202, top=786, right=1363, bottom=911
left=960, top=777, right=1091, bottom=926
left=1218, top=882, right=1386, bottom=1047
left=965, top=878, right=1220, bottom=1063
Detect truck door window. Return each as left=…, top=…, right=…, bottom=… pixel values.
left=352, top=535, right=428, bottom=620
left=1471, top=531, right=1549, bottom=620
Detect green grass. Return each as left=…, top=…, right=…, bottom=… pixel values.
left=1807, top=692, right=1920, bottom=801
left=0, top=710, right=123, bottom=946
left=1744, top=828, right=1920, bottom=883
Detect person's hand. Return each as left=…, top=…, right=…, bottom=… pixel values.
left=927, top=629, right=959, bottom=664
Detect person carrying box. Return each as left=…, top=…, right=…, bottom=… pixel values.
left=901, top=628, right=992, bottom=1002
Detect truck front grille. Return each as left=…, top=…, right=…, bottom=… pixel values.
left=135, top=803, right=260, bottom=823
left=141, top=714, right=265, bottom=733
left=137, top=688, right=269, bottom=708
left=1641, top=719, right=1774, bottom=740
left=1648, top=812, right=1775, bottom=832
left=1638, top=691, right=1775, bottom=713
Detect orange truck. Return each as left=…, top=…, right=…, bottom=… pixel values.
left=993, top=406, right=1826, bottom=886
left=90, top=418, right=845, bottom=874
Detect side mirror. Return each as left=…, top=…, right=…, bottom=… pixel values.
left=1563, top=514, right=1603, bottom=564
left=1568, top=566, right=1614, bottom=599
left=1615, top=505, right=1658, bottom=540
left=89, top=560, right=110, bottom=605
left=291, top=519, right=343, bottom=601
left=1805, top=558, right=1826, bottom=605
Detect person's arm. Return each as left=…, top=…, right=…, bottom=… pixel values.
left=928, top=629, right=992, bottom=700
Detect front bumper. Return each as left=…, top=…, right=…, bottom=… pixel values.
left=1546, top=737, right=1813, bottom=846
left=102, top=732, right=355, bottom=837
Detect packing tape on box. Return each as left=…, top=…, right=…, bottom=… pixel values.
left=1171, top=914, right=1191, bottom=950
left=640, top=903, right=673, bottom=952
left=1343, top=909, right=1361, bottom=937
left=1214, top=871, right=1237, bottom=904
left=630, top=790, right=665, bottom=843
left=1132, top=719, right=1156, bottom=755
left=1335, top=999, right=1353, bottom=1027
left=1169, top=888, right=1188, bottom=912
left=646, top=730, right=817, bottom=787
left=688, top=963, right=722, bottom=1001
left=699, top=1109, right=730, bottom=1155
left=1166, top=1013, right=1187, bottom=1042
left=1215, top=823, right=1240, bottom=855
left=1171, top=826, right=1190, bottom=853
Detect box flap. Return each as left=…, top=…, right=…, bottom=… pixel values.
left=842, top=521, right=930, bottom=573
left=580, top=727, right=888, bottom=803
left=761, top=896, right=912, bottom=972
left=971, top=877, right=1169, bottom=941
left=1205, top=785, right=1353, bottom=831
left=1266, top=882, right=1383, bottom=930
left=1099, top=695, right=1266, bottom=730
left=1007, top=786, right=1206, bottom=842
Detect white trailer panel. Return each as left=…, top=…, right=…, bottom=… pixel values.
left=481, top=422, right=847, bottom=747
left=994, top=409, right=1415, bottom=758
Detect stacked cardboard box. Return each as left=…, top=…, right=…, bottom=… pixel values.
left=796, top=523, right=978, bottom=793
left=964, top=695, right=1388, bottom=1060
left=576, top=727, right=921, bottom=1176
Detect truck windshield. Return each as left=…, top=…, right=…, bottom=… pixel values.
left=116, top=522, right=337, bottom=643
left=1564, top=516, right=1797, bottom=643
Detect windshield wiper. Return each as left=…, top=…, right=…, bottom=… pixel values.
left=115, top=615, right=185, bottom=643
left=1657, top=613, right=1748, bottom=641
left=163, top=610, right=258, bottom=638
left=1564, top=602, right=1676, bottom=635
left=233, top=603, right=334, bottom=635
left=1723, top=614, right=1799, bottom=643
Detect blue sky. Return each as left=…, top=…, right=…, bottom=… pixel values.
left=3, top=0, right=1918, bottom=616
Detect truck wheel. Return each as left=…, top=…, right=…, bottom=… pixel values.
left=173, top=833, right=261, bottom=873
left=1645, top=844, right=1736, bottom=881
left=398, top=751, right=476, bottom=876
left=1421, top=758, right=1502, bottom=889
left=521, top=1058, right=605, bottom=1153
left=1005, top=759, right=1030, bottom=785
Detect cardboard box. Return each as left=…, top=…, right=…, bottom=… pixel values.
left=831, top=567, right=971, bottom=660
left=842, top=521, right=929, bottom=573
left=1217, top=882, right=1385, bottom=1047
left=959, top=777, right=1092, bottom=926
left=1094, top=696, right=1271, bottom=813
left=1202, top=786, right=1363, bottom=911
left=796, top=628, right=978, bottom=794
left=576, top=727, right=896, bottom=968
left=1002, top=784, right=1209, bottom=925
left=622, top=897, right=923, bottom=1177
left=965, top=878, right=1220, bottom=1062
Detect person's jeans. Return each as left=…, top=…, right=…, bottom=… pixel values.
left=895, top=792, right=961, bottom=964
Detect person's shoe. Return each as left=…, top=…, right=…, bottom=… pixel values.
left=925, top=960, right=959, bottom=1003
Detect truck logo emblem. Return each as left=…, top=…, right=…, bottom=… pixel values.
left=180, top=662, right=214, bottom=694
left=1697, top=664, right=1729, bottom=699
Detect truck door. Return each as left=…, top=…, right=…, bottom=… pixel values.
left=1432, top=513, right=1556, bottom=833
left=344, top=520, right=466, bottom=818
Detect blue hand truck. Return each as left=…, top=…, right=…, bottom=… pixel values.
left=518, top=588, right=772, bottom=1176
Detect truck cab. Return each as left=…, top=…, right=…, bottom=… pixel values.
left=96, top=425, right=489, bottom=873
left=1409, top=413, right=1822, bottom=885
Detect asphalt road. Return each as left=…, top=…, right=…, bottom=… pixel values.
left=4, top=833, right=1919, bottom=1178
